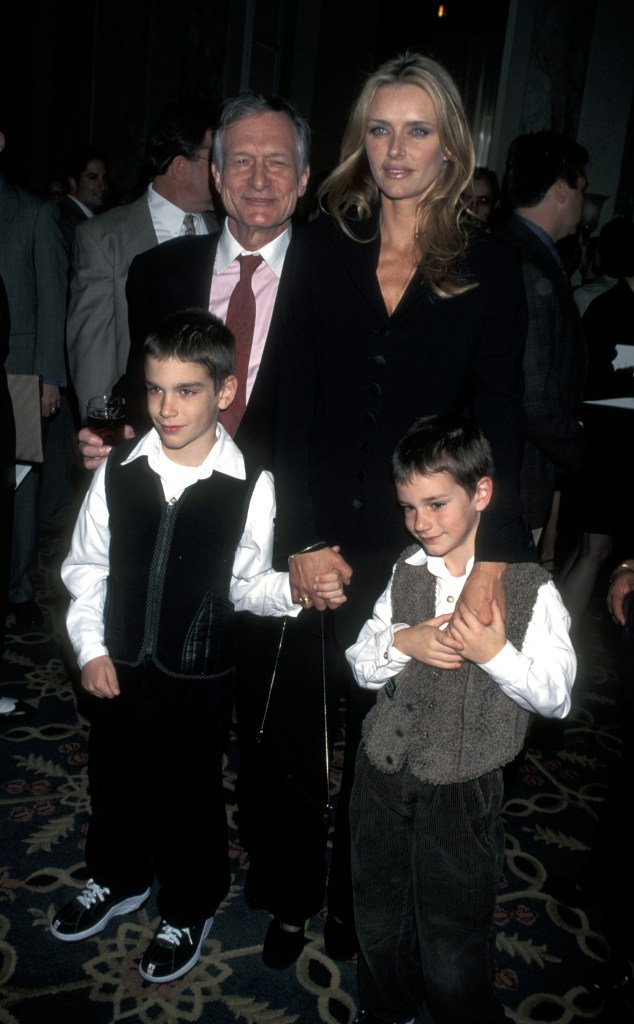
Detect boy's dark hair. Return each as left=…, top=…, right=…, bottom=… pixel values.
left=392, top=416, right=494, bottom=498
left=503, top=131, right=588, bottom=209
left=144, top=308, right=235, bottom=391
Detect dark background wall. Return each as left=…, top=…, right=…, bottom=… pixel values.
left=2, top=0, right=632, bottom=225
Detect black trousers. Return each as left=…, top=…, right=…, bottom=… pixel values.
left=85, top=662, right=232, bottom=925
left=351, top=749, right=508, bottom=1024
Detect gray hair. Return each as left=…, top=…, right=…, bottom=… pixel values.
left=212, top=92, right=310, bottom=178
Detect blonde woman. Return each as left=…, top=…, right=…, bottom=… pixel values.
left=248, top=53, right=531, bottom=981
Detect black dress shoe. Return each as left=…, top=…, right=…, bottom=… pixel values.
left=262, top=919, right=305, bottom=969
left=324, top=914, right=358, bottom=961
left=584, top=953, right=634, bottom=993
left=0, top=698, right=37, bottom=721
left=10, top=599, right=44, bottom=629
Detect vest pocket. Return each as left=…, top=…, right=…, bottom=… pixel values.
left=180, top=592, right=236, bottom=677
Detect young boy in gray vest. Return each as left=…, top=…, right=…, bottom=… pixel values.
left=50, top=308, right=344, bottom=983
left=346, top=416, right=575, bottom=1024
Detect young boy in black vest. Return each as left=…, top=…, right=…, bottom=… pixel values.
left=346, top=416, right=575, bottom=1024
left=51, top=308, right=344, bottom=983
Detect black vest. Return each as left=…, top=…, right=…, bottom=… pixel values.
left=103, top=439, right=258, bottom=679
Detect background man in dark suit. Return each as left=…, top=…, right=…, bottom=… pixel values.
left=496, top=131, right=589, bottom=545
left=66, top=99, right=218, bottom=420
left=0, top=127, right=69, bottom=629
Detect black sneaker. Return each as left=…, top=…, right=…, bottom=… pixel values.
left=139, top=917, right=214, bottom=983
left=50, top=879, right=150, bottom=941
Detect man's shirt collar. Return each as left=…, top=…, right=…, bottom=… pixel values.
left=215, top=219, right=291, bottom=277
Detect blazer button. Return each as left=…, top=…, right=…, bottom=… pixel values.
left=352, top=498, right=363, bottom=509
left=373, top=354, right=386, bottom=365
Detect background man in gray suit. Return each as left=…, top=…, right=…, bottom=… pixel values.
left=66, top=99, right=218, bottom=420
left=58, top=145, right=109, bottom=250
left=0, top=128, right=69, bottom=628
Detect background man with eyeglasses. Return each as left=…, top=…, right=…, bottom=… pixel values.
left=66, top=98, right=219, bottom=419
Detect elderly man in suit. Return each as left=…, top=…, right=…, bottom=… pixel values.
left=0, top=129, right=69, bottom=628
left=496, top=131, right=589, bottom=545
left=78, top=93, right=334, bottom=969
left=66, top=98, right=218, bottom=420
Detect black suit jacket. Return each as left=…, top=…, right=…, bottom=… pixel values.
left=125, top=232, right=293, bottom=472
left=273, top=213, right=531, bottom=629
left=496, top=216, right=587, bottom=530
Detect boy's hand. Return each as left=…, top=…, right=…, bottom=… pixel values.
left=448, top=562, right=507, bottom=636
left=79, top=424, right=136, bottom=470
left=82, top=656, right=120, bottom=698
left=445, top=598, right=506, bottom=664
left=313, top=569, right=347, bottom=607
left=392, top=614, right=463, bottom=669
left=290, top=544, right=352, bottom=612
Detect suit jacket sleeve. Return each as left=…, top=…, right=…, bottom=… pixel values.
left=67, top=221, right=120, bottom=414
left=34, top=199, right=69, bottom=383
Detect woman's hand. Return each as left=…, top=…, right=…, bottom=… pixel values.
left=443, top=598, right=506, bottom=665
left=607, top=565, right=634, bottom=626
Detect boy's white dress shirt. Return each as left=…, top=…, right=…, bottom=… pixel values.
left=63, top=425, right=300, bottom=669
left=346, top=549, right=575, bottom=718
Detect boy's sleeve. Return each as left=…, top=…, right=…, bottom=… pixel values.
left=478, top=579, right=575, bottom=718
left=230, top=470, right=302, bottom=618
left=345, top=566, right=411, bottom=689
left=61, top=462, right=112, bottom=667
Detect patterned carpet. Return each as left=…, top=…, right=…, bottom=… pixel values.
left=0, top=532, right=631, bottom=1024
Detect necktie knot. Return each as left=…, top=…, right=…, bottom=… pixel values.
left=237, top=253, right=263, bottom=281
left=182, top=213, right=196, bottom=236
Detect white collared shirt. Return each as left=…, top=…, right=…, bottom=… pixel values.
left=67, top=195, right=94, bottom=219
left=147, top=183, right=210, bottom=243
left=62, top=425, right=299, bottom=668
left=346, top=547, right=575, bottom=718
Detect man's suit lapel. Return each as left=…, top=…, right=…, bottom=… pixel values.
left=123, top=195, right=159, bottom=261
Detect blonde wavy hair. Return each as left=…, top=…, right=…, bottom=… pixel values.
left=318, top=52, right=476, bottom=297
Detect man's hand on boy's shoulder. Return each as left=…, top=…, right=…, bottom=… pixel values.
left=448, top=562, right=507, bottom=635
left=289, top=545, right=352, bottom=612
left=392, top=615, right=463, bottom=669
left=78, top=425, right=136, bottom=470
left=443, top=599, right=506, bottom=665
left=82, top=656, right=121, bottom=698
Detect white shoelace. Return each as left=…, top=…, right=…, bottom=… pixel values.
left=77, top=879, right=111, bottom=908
left=156, top=922, right=192, bottom=947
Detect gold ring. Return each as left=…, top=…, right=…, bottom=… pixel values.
left=299, top=595, right=311, bottom=606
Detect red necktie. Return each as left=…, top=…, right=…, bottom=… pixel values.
left=220, top=254, right=263, bottom=437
